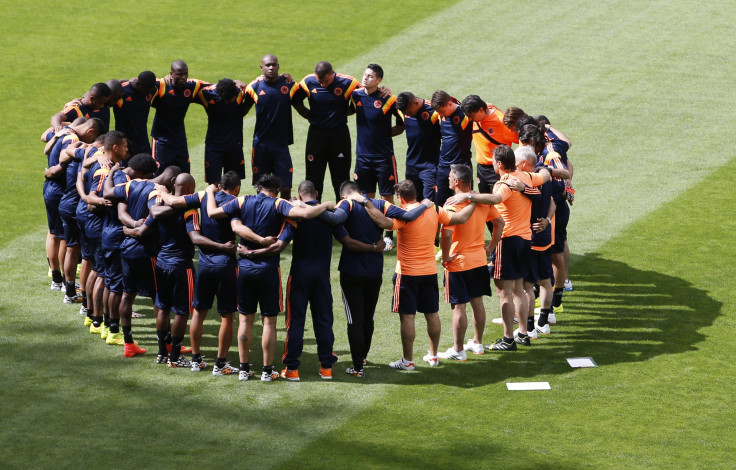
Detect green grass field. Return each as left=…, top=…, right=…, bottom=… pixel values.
left=1, top=0, right=735, bottom=468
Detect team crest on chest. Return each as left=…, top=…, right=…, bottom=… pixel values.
left=421, top=111, right=430, bottom=120
left=334, top=87, right=343, bottom=96
left=281, top=86, right=289, bottom=94
left=373, top=100, right=382, bottom=109
left=183, top=89, right=191, bottom=98
left=452, top=116, right=460, bottom=124
left=487, top=127, right=494, bottom=134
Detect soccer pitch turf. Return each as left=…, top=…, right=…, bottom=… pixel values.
left=1, top=0, right=735, bottom=468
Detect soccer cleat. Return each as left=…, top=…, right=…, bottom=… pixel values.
left=155, top=354, right=169, bottom=364
left=238, top=370, right=253, bottom=381
left=167, top=356, right=192, bottom=368
left=514, top=331, right=531, bottom=346
left=280, top=368, right=300, bottom=381
left=261, top=370, right=280, bottom=382
left=463, top=339, right=485, bottom=355
left=383, top=237, right=394, bottom=251
left=534, top=321, right=551, bottom=336
left=105, top=331, right=124, bottom=345
left=527, top=328, right=539, bottom=340
left=345, top=367, right=365, bottom=378
left=90, top=323, right=103, bottom=334
left=100, top=325, right=109, bottom=340
left=51, top=281, right=63, bottom=291
left=319, top=367, right=333, bottom=380
left=534, top=312, right=557, bottom=324
left=64, top=294, right=83, bottom=304
left=213, top=363, right=239, bottom=376
left=131, top=311, right=143, bottom=318
left=389, top=358, right=415, bottom=371
left=83, top=316, right=93, bottom=327
left=488, top=338, right=517, bottom=351
left=123, top=342, right=147, bottom=358
left=438, top=347, right=467, bottom=361
left=422, top=353, right=439, bottom=367
left=79, top=305, right=88, bottom=316
left=564, top=279, right=573, bottom=291
left=191, top=359, right=208, bottom=372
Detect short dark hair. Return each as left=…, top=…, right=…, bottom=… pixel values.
left=87, top=117, right=105, bottom=136
left=128, top=154, right=158, bottom=175
left=138, top=71, right=157, bottom=89
left=450, top=164, right=473, bottom=185
left=298, top=180, right=317, bottom=198
left=431, top=90, right=452, bottom=110
left=215, top=78, right=239, bottom=103
left=460, top=94, right=487, bottom=115
left=493, top=145, right=516, bottom=171
left=396, top=92, right=415, bottom=112
left=536, top=114, right=550, bottom=126
left=256, top=173, right=282, bottom=193
left=518, top=124, right=545, bottom=149
left=394, top=180, right=417, bottom=202
left=315, top=61, right=333, bottom=77
left=514, top=114, right=538, bottom=134
left=339, top=180, right=360, bottom=197
left=221, top=171, right=241, bottom=191
left=104, top=130, right=126, bottom=150
left=90, top=82, right=112, bottom=97
left=366, top=63, right=383, bottom=79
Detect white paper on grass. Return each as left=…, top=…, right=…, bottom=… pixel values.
left=506, top=382, right=551, bottom=391
left=566, top=357, right=598, bottom=368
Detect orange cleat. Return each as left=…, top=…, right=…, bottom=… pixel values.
left=123, top=342, right=147, bottom=358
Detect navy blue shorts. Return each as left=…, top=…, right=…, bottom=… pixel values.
left=77, top=218, right=92, bottom=260
left=491, top=236, right=531, bottom=281
left=60, top=213, right=80, bottom=247
left=406, top=167, right=437, bottom=202
left=153, top=138, right=190, bottom=175
left=237, top=266, right=282, bottom=316
left=550, top=200, right=569, bottom=254
left=354, top=155, right=397, bottom=196
left=525, top=249, right=553, bottom=283
left=154, top=263, right=194, bottom=315
left=121, top=255, right=157, bottom=297
left=193, top=264, right=237, bottom=314
left=104, top=248, right=123, bottom=293
left=204, top=145, right=245, bottom=184
left=86, top=237, right=105, bottom=274
left=391, top=273, right=439, bottom=315
left=251, top=143, right=293, bottom=187
left=476, top=163, right=499, bottom=194
left=444, top=265, right=492, bottom=305
left=44, top=194, right=65, bottom=238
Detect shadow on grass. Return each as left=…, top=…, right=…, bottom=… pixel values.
left=346, top=251, right=722, bottom=388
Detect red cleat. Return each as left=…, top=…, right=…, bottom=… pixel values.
left=124, top=342, right=147, bottom=358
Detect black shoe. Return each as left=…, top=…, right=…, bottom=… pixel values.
left=489, top=338, right=517, bottom=351
left=514, top=332, right=531, bottom=346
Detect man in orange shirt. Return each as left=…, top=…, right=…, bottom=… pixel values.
left=447, top=145, right=550, bottom=350
left=355, top=180, right=475, bottom=369
left=460, top=95, right=519, bottom=194
left=440, top=164, right=504, bottom=361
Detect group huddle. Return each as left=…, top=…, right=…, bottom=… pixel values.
left=41, top=56, right=575, bottom=382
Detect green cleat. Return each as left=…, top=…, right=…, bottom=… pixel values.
left=106, top=331, right=125, bottom=346
left=100, top=325, right=109, bottom=340
left=83, top=316, right=93, bottom=327
left=90, top=323, right=103, bottom=334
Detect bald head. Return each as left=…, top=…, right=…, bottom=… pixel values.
left=297, top=180, right=317, bottom=201
left=106, top=79, right=123, bottom=105
left=174, top=173, right=195, bottom=196
left=171, top=60, right=188, bottom=71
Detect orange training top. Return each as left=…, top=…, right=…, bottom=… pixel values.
left=443, top=200, right=500, bottom=272
left=392, top=203, right=452, bottom=275
left=494, top=170, right=546, bottom=240
left=472, top=105, right=519, bottom=165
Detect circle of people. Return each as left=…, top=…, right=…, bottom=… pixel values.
left=42, top=56, right=575, bottom=382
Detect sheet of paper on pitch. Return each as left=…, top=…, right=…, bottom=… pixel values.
left=566, top=357, right=598, bottom=368
left=506, top=382, right=551, bottom=391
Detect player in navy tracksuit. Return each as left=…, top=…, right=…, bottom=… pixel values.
left=280, top=181, right=341, bottom=381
